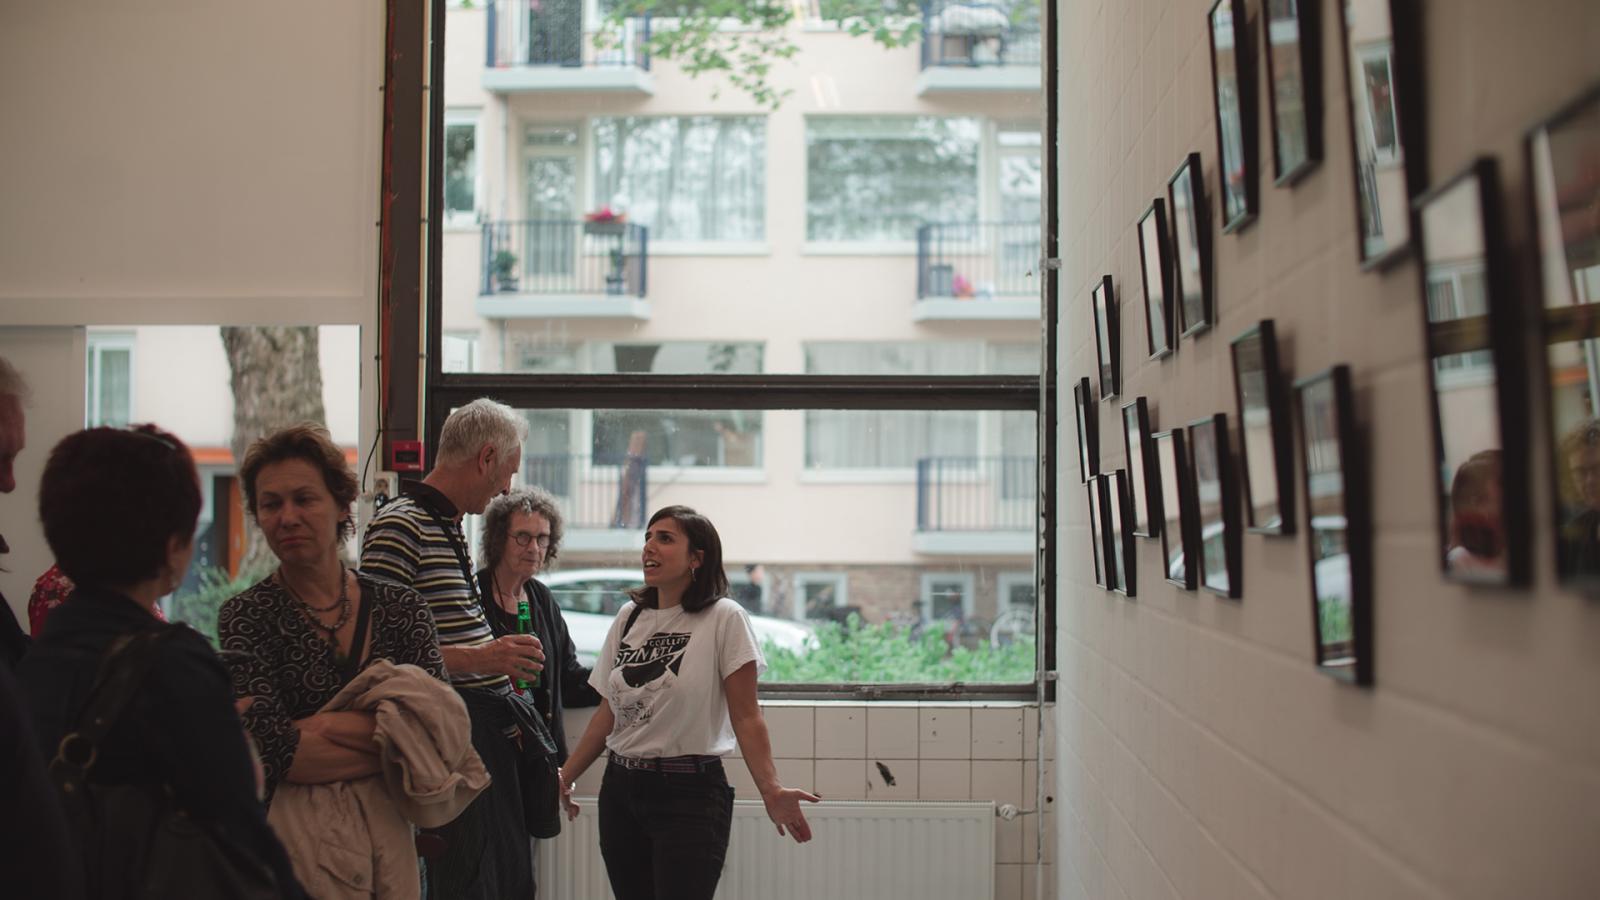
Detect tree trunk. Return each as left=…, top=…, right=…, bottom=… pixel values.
left=220, top=326, right=327, bottom=576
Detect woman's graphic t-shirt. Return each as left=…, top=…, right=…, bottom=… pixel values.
left=588, top=597, right=766, bottom=758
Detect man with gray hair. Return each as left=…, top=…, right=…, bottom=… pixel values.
left=361, top=398, right=557, bottom=899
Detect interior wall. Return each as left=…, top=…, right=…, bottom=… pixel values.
left=0, top=0, right=386, bottom=619
left=1053, top=1, right=1600, bottom=899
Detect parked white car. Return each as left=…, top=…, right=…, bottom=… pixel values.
left=540, top=568, right=814, bottom=668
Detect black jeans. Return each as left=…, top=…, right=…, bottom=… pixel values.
left=598, top=759, right=736, bottom=900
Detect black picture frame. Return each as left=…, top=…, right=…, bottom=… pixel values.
left=1262, top=0, right=1323, bottom=185
left=1138, top=199, right=1175, bottom=358
left=1230, top=320, right=1295, bottom=535
left=1294, top=366, right=1372, bottom=686
left=1526, top=81, right=1600, bottom=593
left=1121, top=397, right=1160, bottom=537
left=1189, top=413, right=1243, bottom=598
left=1109, top=469, right=1137, bottom=597
left=1209, top=0, right=1258, bottom=234
left=1336, top=0, right=1424, bottom=269
left=1168, top=153, right=1213, bottom=338
left=1092, top=275, right=1120, bottom=400
left=1074, top=376, right=1100, bottom=484
left=1414, top=158, right=1529, bottom=587
left=1087, top=475, right=1112, bottom=589
left=1155, top=429, right=1200, bottom=590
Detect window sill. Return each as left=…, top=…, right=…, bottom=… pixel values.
left=799, top=468, right=918, bottom=484
left=648, top=241, right=771, bottom=257
left=801, top=241, right=920, bottom=256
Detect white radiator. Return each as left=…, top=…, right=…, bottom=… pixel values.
left=536, top=799, right=996, bottom=900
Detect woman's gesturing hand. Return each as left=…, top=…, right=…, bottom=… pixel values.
left=559, top=768, right=581, bottom=821
left=760, top=786, right=821, bottom=843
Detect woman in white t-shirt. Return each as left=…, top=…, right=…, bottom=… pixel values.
left=559, top=505, right=819, bottom=900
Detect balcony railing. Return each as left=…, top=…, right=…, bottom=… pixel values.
left=916, top=456, right=1037, bottom=532
left=481, top=220, right=649, bottom=298
left=916, top=221, right=1040, bottom=300
left=524, top=454, right=650, bottom=529
left=487, top=0, right=650, bottom=70
left=920, top=0, right=1041, bottom=69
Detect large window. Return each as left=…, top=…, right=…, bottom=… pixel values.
left=592, top=117, right=766, bottom=242
left=807, top=117, right=981, bottom=241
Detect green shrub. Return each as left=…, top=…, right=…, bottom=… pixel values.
left=761, top=613, right=1035, bottom=684
left=166, top=565, right=268, bottom=647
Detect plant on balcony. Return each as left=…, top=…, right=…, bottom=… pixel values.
left=606, top=247, right=627, bottom=294
left=583, top=205, right=628, bottom=236
left=492, top=249, right=519, bottom=292
left=951, top=272, right=976, bottom=299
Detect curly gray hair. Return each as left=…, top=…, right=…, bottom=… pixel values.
left=479, top=486, right=565, bottom=574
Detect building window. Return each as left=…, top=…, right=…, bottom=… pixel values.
left=920, top=572, right=975, bottom=621
left=794, top=572, right=849, bottom=622
left=444, top=109, right=480, bottom=223
left=996, top=571, right=1036, bottom=611
left=592, top=117, right=766, bottom=242
left=1426, top=264, right=1492, bottom=378
left=86, top=332, right=134, bottom=428
left=805, top=342, right=982, bottom=469
left=442, top=331, right=480, bottom=373
left=806, top=117, right=980, bottom=241
left=589, top=342, right=764, bottom=468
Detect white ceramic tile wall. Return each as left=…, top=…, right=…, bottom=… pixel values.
left=1056, top=0, right=1600, bottom=898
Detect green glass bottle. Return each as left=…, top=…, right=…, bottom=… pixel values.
left=516, top=597, right=540, bottom=691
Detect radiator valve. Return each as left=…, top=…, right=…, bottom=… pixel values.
left=996, top=804, right=1035, bottom=821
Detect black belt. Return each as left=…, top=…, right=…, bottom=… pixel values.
left=608, top=752, right=723, bottom=774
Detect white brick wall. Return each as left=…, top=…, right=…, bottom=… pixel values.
left=1055, top=1, right=1600, bottom=898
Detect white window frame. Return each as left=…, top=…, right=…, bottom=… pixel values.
left=919, top=571, right=976, bottom=621
left=443, top=108, right=482, bottom=227
left=996, top=570, right=1037, bottom=612
left=442, top=330, right=481, bottom=374
left=588, top=115, right=768, bottom=244
left=793, top=571, right=849, bottom=622
left=85, top=330, right=135, bottom=428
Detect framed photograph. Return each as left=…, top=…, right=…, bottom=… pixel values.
left=1074, top=376, right=1100, bottom=484
left=1526, top=81, right=1600, bottom=591
left=1415, top=158, right=1528, bottom=587
left=1087, top=475, right=1112, bottom=588
left=1209, top=0, right=1258, bottom=233
left=1262, top=0, right=1322, bottom=184
left=1109, top=469, right=1137, bottom=597
left=1138, top=199, right=1175, bottom=358
left=1337, top=0, right=1423, bottom=267
left=1155, top=429, right=1200, bottom=590
left=1092, top=275, right=1120, bottom=400
left=1294, top=366, right=1372, bottom=686
left=1168, top=153, right=1213, bottom=337
left=1189, top=413, right=1243, bottom=598
left=1231, top=320, right=1295, bottom=535
left=1121, top=397, right=1160, bottom=537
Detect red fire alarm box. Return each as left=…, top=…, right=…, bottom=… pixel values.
left=391, top=440, right=424, bottom=473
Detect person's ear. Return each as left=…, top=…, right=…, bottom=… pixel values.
left=478, top=442, right=497, bottom=474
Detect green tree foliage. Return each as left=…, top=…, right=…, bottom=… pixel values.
left=761, top=613, right=1034, bottom=683
left=598, top=0, right=924, bottom=108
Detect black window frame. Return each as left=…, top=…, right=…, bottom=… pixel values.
left=417, top=0, right=1059, bottom=701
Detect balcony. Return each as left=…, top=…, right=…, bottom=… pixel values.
left=915, top=0, right=1041, bottom=95
left=914, top=221, right=1040, bottom=321
left=483, top=0, right=653, bottom=94
left=477, top=219, right=650, bottom=320
left=525, top=453, right=650, bottom=551
left=914, top=456, right=1036, bottom=556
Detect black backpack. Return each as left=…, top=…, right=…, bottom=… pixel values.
left=50, top=626, right=284, bottom=900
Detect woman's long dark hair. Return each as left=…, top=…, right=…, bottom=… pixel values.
left=629, top=505, right=728, bottom=613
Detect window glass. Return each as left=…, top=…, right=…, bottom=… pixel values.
left=807, top=117, right=981, bottom=241
left=593, top=117, right=766, bottom=241
left=87, top=333, right=134, bottom=429
left=444, top=113, right=478, bottom=221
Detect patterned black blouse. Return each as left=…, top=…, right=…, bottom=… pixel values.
left=217, top=572, right=445, bottom=799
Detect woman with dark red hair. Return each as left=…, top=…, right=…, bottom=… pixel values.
left=15, top=425, right=303, bottom=899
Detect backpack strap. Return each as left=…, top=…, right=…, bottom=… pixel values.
left=51, top=626, right=181, bottom=781
left=621, top=603, right=646, bottom=640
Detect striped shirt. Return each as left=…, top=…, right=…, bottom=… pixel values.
left=361, top=485, right=507, bottom=691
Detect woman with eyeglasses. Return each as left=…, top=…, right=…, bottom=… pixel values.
left=475, top=487, right=601, bottom=831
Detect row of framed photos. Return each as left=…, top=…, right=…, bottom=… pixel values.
left=1075, top=324, right=1372, bottom=686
